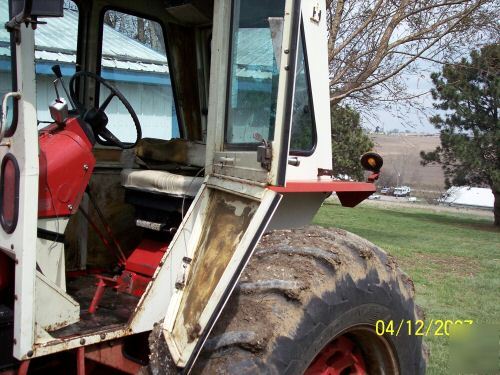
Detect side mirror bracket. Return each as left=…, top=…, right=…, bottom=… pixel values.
left=5, top=0, right=63, bottom=44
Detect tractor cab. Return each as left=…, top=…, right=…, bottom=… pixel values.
left=0, top=0, right=381, bottom=372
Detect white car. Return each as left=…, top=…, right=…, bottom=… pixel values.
left=394, top=186, right=411, bottom=197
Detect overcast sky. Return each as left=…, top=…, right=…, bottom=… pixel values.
left=364, top=61, right=440, bottom=134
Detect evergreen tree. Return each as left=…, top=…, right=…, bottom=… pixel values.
left=421, top=44, right=499, bottom=226
left=331, top=105, right=374, bottom=181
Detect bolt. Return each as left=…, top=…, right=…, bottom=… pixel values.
left=83, top=164, right=89, bottom=171
left=10, top=244, right=14, bottom=250
left=80, top=338, right=85, bottom=345
left=100, top=333, right=106, bottom=340
left=284, top=49, right=289, bottom=54
left=15, top=259, right=19, bottom=265
left=14, top=294, right=18, bottom=300
left=13, top=339, right=17, bottom=345
left=68, top=204, right=73, bottom=211
left=27, top=350, right=33, bottom=357
left=285, top=66, right=290, bottom=71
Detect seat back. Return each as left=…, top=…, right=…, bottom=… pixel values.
left=135, top=138, right=206, bottom=167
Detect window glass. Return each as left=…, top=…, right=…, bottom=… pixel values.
left=34, top=0, right=79, bottom=122
left=100, top=11, right=179, bottom=142
left=290, top=32, right=315, bottom=153
left=225, top=0, right=285, bottom=145
left=0, top=0, right=15, bottom=132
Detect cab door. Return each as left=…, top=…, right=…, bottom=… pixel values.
left=0, top=0, right=39, bottom=360
left=206, top=0, right=299, bottom=186
left=143, top=0, right=303, bottom=369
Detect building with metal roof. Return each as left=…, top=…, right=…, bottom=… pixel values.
left=1, top=2, right=277, bottom=141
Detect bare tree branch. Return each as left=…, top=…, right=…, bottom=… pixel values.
left=326, top=0, right=498, bottom=113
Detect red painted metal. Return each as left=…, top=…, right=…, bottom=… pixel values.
left=117, top=239, right=168, bottom=297
left=16, top=361, right=30, bottom=375
left=88, top=239, right=169, bottom=308
left=77, top=347, right=85, bottom=375
left=1, top=158, right=17, bottom=227
left=84, top=341, right=142, bottom=374
left=88, top=278, right=108, bottom=314
left=269, top=181, right=376, bottom=194
left=38, top=118, right=96, bottom=218
left=116, top=270, right=153, bottom=297
left=269, top=181, right=376, bottom=208
left=305, top=336, right=367, bottom=375
left=125, top=239, right=168, bottom=277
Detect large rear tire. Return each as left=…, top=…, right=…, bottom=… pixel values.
left=150, top=226, right=427, bottom=374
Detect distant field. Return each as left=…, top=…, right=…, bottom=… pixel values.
left=313, top=202, right=500, bottom=374
left=371, top=134, right=445, bottom=192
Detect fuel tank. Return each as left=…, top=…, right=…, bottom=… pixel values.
left=38, top=118, right=96, bottom=218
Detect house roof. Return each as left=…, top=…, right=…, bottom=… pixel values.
left=441, top=186, right=494, bottom=209
left=0, top=2, right=169, bottom=74
left=1, top=3, right=276, bottom=79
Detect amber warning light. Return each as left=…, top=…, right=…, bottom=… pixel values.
left=360, top=152, right=383, bottom=173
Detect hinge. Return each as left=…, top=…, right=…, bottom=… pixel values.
left=318, top=168, right=334, bottom=177
left=255, top=133, right=272, bottom=171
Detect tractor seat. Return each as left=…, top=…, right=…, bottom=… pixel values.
left=121, top=169, right=203, bottom=198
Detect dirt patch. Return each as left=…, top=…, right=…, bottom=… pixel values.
left=399, top=252, right=481, bottom=278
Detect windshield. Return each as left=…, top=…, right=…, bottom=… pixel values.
left=225, top=0, right=286, bottom=146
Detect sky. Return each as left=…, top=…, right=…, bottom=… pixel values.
left=371, top=72, right=438, bottom=134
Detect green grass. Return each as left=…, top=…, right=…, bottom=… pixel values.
left=313, top=202, right=500, bottom=374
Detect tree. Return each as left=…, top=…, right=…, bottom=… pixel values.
left=420, top=44, right=499, bottom=226
left=331, top=104, right=374, bottom=180
left=103, top=11, right=166, bottom=55
left=325, top=0, right=498, bottom=112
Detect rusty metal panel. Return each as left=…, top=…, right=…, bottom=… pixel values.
left=163, top=188, right=281, bottom=368
left=174, top=190, right=257, bottom=342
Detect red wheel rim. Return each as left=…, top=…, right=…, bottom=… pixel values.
left=304, top=336, right=367, bottom=375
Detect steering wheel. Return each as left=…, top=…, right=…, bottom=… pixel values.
left=69, top=71, right=142, bottom=149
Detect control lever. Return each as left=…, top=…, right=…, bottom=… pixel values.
left=51, top=65, right=76, bottom=109
left=49, top=79, right=68, bottom=125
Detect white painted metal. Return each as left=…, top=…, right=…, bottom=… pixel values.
left=5, top=0, right=335, bottom=366
left=268, top=192, right=329, bottom=230
left=36, top=218, right=69, bottom=289
left=0, top=91, right=21, bottom=141
left=286, top=0, right=333, bottom=182
left=34, top=272, right=80, bottom=331
left=206, top=0, right=296, bottom=186
left=0, top=24, right=40, bottom=360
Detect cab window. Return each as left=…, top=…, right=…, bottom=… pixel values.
left=290, top=30, right=316, bottom=154
left=100, top=10, right=179, bottom=142
left=34, top=0, right=79, bottom=122
left=0, top=0, right=16, bottom=134
left=225, top=0, right=285, bottom=146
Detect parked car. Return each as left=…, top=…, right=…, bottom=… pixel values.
left=380, top=187, right=391, bottom=194
left=393, top=186, right=411, bottom=197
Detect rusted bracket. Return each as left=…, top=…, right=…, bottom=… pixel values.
left=317, top=168, right=334, bottom=177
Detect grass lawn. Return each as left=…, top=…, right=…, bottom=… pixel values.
left=313, top=201, right=500, bottom=374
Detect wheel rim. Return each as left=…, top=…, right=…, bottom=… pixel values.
left=304, top=326, right=399, bottom=375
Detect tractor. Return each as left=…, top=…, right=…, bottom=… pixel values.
left=0, top=0, right=425, bottom=373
